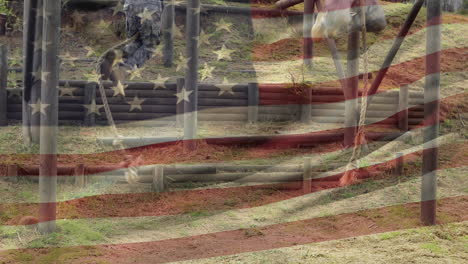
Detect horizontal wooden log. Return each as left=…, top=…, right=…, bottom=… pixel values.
left=309, top=116, right=423, bottom=125
left=174, top=2, right=303, bottom=17
left=198, top=98, right=247, bottom=106
left=97, top=89, right=176, bottom=98
left=59, top=80, right=177, bottom=90
left=259, top=106, right=299, bottom=115
left=198, top=84, right=248, bottom=93
left=259, top=114, right=298, bottom=122
left=7, top=111, right=83, bottom=120
left=95, top=97, right=177, bottom=105
left=309, top=109, right=424, bottom=118
left=198, top=113, right=247, bottom=122
left=97, top=137, right=181, bottom=146
left=7, top=103, right=177, bottom=113
left=96, top=120, right=175, bottom=126
left=198, top=106, right=247, bottom=114
left=95, top=112, right=174, bottom=120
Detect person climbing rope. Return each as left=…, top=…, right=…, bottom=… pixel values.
left=122, top=0, right=164, bottom=68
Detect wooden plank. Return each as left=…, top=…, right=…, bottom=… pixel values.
left=74, top=164, right=86, bottom=187
left=38, top=0, right=61, bottom=234
left=303, top=158, right=312, bottom=193
left=303, top=0, right=315, bottom=68
left=344, top=30, right=360, bottom=147
left=7, top=164, right=18, bottom=183
left=421, top=0, right=441, bottom=226
left=301, top=87, right=312, bottom=123
left=183, top=0, right=200, bottom=152
left=0, top=45, right=7, bottom=126
left=398, top=85, right=409, bottom=131
left=248, top=82, right=259, bottom=123
left=152, top=166, right=165, bottom=192
left=22, top=0, right=38, bottom=145
left=30, top=0, right=44, bottom=144
left=367, top=0, right=425, bottom=107
left=162, top=0, right=175, bottom=67
left=83, top=82, right=97, bottom=126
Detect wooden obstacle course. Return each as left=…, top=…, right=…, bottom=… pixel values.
left=3, top=79, right=425, bottom=127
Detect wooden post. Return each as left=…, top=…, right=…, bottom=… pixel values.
left=395, top=152, right=404, bottom=176
left=301, top=86, right=312, bottom=123
left=74, top=164, right=86, bottom=187
left=247, top=82, right=259, bottom=123
left=22, top=0, right=39, bottom=145
left=176, top=78, right=185, bottom=127
left=152, top=165, right=165, bottom=192
left=366, top=0, right=425, bottom=107
left=38, top=0, right=61, bottom=234
left=183, top=0, right=200, bottom=152
left=30, top=0, right=44, bottom=144
left=84, top=82, right=97, bottom=126
left=7, top=164, right=18, bottom=183
left=421, top=0, right=441, bottom=226
left=398, top=85, right=409, bottom=131
left=162, top=0, right=175, bottom=67
left=0, top=44, right=7, bottom=126
left=344, top=31, right=360, bottom=147
left=303, top=0, right=315, bottom=69
left=303, top=158, right=313, bottom=193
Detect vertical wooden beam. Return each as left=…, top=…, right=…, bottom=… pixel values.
left=38, top=0, right=61, bottom=234
left=247, top=82, right=259, bottom=123
left=152, top=165, right=165, bottom=192
left=398, top=85, right=409, bottom=131
left=176, top=78, right=185, bottom=127
left=74, top=164, right=86, bottom=187
left=183, top=0, right=200, bottom=152
left=7, top=164, right=18, bottom=183
left=22, top=0, right=38, bottom=145
left=0, top=44, right=7, bottom=126
left=83, top=82, right=97, bottom=126
left=30, top=0, right=44, bottom=144
left=421, top=0, right=441, bottom=226
left=162, top=0, right=175, bottom=67
left=366, top=0, right=425, bottom=107
left=395, top=152, right=404, bottom=176
left=303, top=0, right=315, bottom=69
left=301, top=86, right=312, bottom=123
left=344, top=31, right=360, bottom=147
left=302, top=158, right=312, bottom=193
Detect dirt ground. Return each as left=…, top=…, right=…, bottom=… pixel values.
left=0, top=1, right=467, bottom=263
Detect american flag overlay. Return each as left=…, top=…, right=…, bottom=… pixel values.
left=0, top=0, right=467, bottom=263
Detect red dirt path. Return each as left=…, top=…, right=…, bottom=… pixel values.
left=2, top=140, right=466, bottom=226
left=2, top=195, right=467, bottom=264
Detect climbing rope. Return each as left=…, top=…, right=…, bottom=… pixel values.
left=95, top=34, right=142, bottom=184
left=340, top=0, right=370, bottom=186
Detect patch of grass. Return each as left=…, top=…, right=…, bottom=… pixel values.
left=421, top=242, right=446, bottom=255
left=189, top=210, right=211, bottom=218
left=378, top=231, right=402, bottom=240
left=26, top=220, right=113, bottom=248
left=7, top=246, right=107, bottom=264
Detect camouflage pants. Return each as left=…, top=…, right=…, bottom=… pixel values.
left=123, top=0, right=163, bottom=67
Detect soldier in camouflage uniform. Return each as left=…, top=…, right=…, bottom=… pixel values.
left=123, top=0, right=164, bottom=67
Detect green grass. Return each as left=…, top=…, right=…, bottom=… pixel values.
left=27, top=220, right=113, bottom=248
left=420, top=242, right=447, bottom=255
left=378, top=231, right=402, bottom=240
